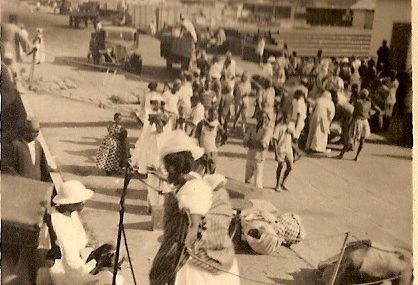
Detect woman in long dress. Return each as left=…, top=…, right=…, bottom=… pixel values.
left=96, top=113, right=125, bottom=176
left=149, top=130, right=240, bottom=285
left=33, top=28, right=46, bottom=64
left=306, top=91, right=335, bottom=153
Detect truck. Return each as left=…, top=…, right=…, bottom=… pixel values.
left=69, top=2, right=100, bottom=28
left=159, top=27, right=194, bottom=71
left=88, top=26, right=142, bottom=74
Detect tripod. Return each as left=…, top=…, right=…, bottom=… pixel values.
left=112, top=166, right=138, bottom=285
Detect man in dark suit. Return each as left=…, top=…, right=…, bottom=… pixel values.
left=5, top=118, right=51, bottom=181
left=4, top=118, right=61, bottom=260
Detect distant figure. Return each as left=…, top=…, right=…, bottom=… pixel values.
left=180, top=13, right=197, bottom=43
left=149, top=20, right=157, bottom=36
left=377, top=40, right=390, bottom=72
left=381, top=70, right=399, bottom=130
left=256, top=35, right=266, bottom=65
left=338, top=89, right=371, bottom=161
left=244, top=111, right=273, bottom=189
left=195, top=107, right=225, bottom=174
left=306, top=91, right=335, bottom=153
left=273, top=113, right=294, bottom=192
left=19, top=24, right=29, bottom=60
left=33, top=28, right=46, bottom=64
left=96, top=113, right=128, bottom=176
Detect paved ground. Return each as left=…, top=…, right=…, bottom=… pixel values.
left=4, top=1, right=413, bottom=284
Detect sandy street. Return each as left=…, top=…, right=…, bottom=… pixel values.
left=3, top=1, right=413, bottom=284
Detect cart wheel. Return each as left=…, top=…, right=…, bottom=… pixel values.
left=166, top=60, right=172, bottom=70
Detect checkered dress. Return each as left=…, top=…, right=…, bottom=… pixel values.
left=95, top=123, right=123, bottom=172
left=275, top=213, right=305, bottom=247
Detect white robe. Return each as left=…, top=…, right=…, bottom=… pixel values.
left=132, top=122, right=171, bottom=208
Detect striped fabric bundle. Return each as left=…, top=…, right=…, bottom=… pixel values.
left=188, top=185, right=235, bottom=274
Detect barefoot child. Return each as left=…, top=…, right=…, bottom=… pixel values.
left=195, top=107, right=225, bottom=174
left=273, top=113, right=294, bottom=192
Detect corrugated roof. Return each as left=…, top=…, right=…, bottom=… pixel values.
left=351, top=0, right=375, bottom=10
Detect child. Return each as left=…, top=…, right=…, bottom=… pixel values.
left=272, top=113, right=294, bottom=192
left=195, top=107, right=225, bottom=174
left=244, top=111, right=273, bottom=189
left=96, top=113, right=126, bottom=176
left=174, top=102, right=187, bottom=131
left=337, top=89, right=371, bottom=161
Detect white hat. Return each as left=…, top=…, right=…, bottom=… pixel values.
left=53, top=180, right=94, bottom=205
left=267, top=56, right=276, bottom=63
left=342, top=57, right=349, bottom=63
left=160, top=130, right=204, bottom=160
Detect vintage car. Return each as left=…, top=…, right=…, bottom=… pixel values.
left=88, top=26, right=142, bottom=74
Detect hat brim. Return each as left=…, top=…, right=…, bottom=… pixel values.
left=53, top=188, right=94, bottom=205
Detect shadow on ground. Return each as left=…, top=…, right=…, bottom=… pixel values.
left=85, top=200, right=148, bottom=215
left=372, top=153, right=412, bottom=161
left=269, top=268, right=321, bottom=285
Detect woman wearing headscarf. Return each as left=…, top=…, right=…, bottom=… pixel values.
left=306, top=91, right=335, bottom=153
left=47, top=180, right=124, bottom=285
left=149, top=131, right=239, bottom=285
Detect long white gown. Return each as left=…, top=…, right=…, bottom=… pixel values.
left=306, top=95, right=335, bottom=152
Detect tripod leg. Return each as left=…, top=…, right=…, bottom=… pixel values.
left=122, top=225, right=138, bottom=285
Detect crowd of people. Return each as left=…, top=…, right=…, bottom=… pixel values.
left=94, top=37, right=410, bottom=195
left=1, top=11, right=414, bottom=285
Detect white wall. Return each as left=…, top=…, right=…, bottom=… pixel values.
left=369, top=0, right=411, bottom=56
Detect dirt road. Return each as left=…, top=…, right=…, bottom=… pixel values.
left=4, top=1, right=413, bottom=284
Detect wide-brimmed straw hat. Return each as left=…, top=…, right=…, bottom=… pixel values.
left=160, top=130, right=204, bottom=160
left=53, top=180, right=94, bottom=205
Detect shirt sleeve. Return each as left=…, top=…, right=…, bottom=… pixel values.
left=177, top=179, right=212, bottom=215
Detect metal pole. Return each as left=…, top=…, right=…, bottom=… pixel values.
left=329, top=232, right=350, bottom=285
left=112, top=166, right=132, bottom=285
left=29, top=48, right=37, bottom=90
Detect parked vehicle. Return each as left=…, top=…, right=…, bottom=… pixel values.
left=159, top=27, right=194, bottom=70
left=88, top=26, right=142, bottom=74
left=69, top=2, right=100, bottom=28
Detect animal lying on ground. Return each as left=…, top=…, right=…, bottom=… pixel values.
left=318, top=240, right=413, bottom=285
